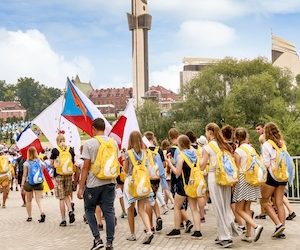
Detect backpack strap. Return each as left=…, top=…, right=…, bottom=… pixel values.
left=268, top=139, right=286, bottom=151
left=95, top=136, right=113, bottom=145
left=128, top=149, right=146, bottom=168
left=239, top=144, right=256, bottom=155
left=179, top=151, right=196, bottom=169
left=209, top=141, right=221, bottom=155
left=58, top=146, right=70, bottom=154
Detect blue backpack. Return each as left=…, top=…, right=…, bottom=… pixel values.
left=27, top=160, right=44, bottom=185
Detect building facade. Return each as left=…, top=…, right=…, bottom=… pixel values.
left=0, top=102, right=26, bottom=121
left=89, top=87, right=133, bottom=115
left=180, top=57, right=220, bottom=87
left=272, top=35, right=300, bottom=79
left=72, top=75, right=94, bottom=96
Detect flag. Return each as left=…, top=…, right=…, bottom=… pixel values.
left=109, top=99, right=140, bottom=150
left=43, top=168, right=54, bottom=190
left=32, top=95, right=81, bottom=155
left=62, top=78, right=112, bottom=136
left=16, top=125, right=43, bottom=160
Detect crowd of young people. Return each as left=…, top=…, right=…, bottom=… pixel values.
left=0, top=119, right=297, bottom=250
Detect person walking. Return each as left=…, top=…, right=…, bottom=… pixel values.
left=50, top=134, right=76, bottom=227
left=78, top=118, right=118, bottom=250
left=21, top=147, right=46, bottom=222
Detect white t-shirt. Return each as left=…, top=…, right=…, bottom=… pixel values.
left=261, top=141, right=276, bottom=169
left=203, top=141, right=218, bottom=172
left=82, top=135, right=118, bottom=188
left=235, top=143, right=252, bottom=173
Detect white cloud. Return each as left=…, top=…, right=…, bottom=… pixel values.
left=0, top=28, right=94, bottom=88
left=151, top=65, right=182, bottom=93
left=178, top=21, right=236, bottom=49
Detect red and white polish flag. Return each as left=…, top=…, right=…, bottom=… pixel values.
left=16, top=125, right=43, bottom=160
left=109, top=99, right=150, bottom=150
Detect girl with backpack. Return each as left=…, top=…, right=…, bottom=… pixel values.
left=233, top=127, right=264, bottom=243
left=21, top=146, right=46, bottom=223
left=165, top=135, right=204, bottom=239
left=199, top=123, right=239, bottom=248
left=261, top=122, right=291, bottom=239
left=122, top=131, right=154, bottom=245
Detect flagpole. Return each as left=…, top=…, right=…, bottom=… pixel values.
left=58, top=77, right=70, bottom=132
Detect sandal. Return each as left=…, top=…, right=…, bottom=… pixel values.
left=26, top=217, right=32, bottom=222
left=38, top=213, right=46, bottom=223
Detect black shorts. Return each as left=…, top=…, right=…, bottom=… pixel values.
left=116, top=176, right=124, bottom=185
left=150, top=179, right=160, bottom=199
left=266, top=172, right=287, bottom=188
left=24, top=182, right=44, bottom=192
left=174, top=180, right=188, bottom=210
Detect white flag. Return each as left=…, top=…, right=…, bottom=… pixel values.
left=32, top=96, right=81, bottom=155
left=109, top=99, right=149, bottom=149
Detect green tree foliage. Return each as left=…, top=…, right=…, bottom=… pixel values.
left=175, top=58, right=300, bottom=155
left=16, top=77, right=62, bottom=119
left=137, top=100, right=173, bottom=142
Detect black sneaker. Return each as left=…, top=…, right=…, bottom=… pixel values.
left=286, top=212, right=296, bottom=220
left=91, top=239, right=104, bottom=250
left=38, top=213, right=46, bottom=223
left=142, top=233, right=154, bottom=244
left=273, top=233, right=286, bottom=239
left=191, top=231, right=203, bottom=239
left=71, top=202, right=75, bottom=212
left=255, top=214, right=266, bottom=219
left=59, top=220, right=67, bottom=227
left=69, top=211, right=75, bottom=224
left=166, top=229, right=181, bottom=238
left=156, top=217, right=163, bottom=231
left=185, top=220, right=193, bottom=233
left=180, top=222, right=185, bottom=229
left=219, top=240, right=233, bottom=248
left=272, top=224, right=285, bottom=237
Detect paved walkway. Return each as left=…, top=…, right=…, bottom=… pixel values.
left=1, top=190, right=299, bottom=250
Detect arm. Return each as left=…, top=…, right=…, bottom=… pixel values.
left=262, top=143, right=271, bottom=169
left=166, top=155, right=183, bottom=177
left=77, top=159, right=90, bottom=199
left=21, top=165, right=28, bottom=189
left=234, top=152, right=241, bottom=170
left=199, top=149, right=209, bottom=171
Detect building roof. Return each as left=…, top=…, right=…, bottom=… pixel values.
left=72, top=75, right=94, bottom=96
left=0, top=101, right=26, bottom=111
left=149, top=85, right=177, bottom=95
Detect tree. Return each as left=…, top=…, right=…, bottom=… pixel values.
left=137, top=100, right=173, bottom=142
left=176, top=58, right=300, bottom=155
left=16, top=77, right=62, bottom=119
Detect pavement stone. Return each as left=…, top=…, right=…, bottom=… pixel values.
left=1, top=190, right=300, bottom=250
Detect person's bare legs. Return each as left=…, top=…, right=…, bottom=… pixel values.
left=25, top=191, right=33, bottom=218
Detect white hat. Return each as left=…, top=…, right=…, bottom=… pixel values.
left=197, top=135, right=208, bottom=146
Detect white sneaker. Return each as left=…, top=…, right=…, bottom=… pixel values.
left=241, top=235, right=253, bottom=243
left=254, top=225, right=263, bottom=242
left=126, top=234, right=136, bottom=241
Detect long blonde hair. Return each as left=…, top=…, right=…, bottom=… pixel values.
left=264, top=122, right=283, bottom=148
left=27, top=147, right=38, bottom=161
left=206, top=123, right=232, bottom=152
left=128, top=131, right=144, bottom=154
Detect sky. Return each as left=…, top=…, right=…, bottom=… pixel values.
left=0, top=0, right=300, bottom=93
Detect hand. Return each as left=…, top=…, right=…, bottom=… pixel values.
left=77, top=188, right=84, bottom=199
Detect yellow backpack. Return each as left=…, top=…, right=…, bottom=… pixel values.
left=55, top=147, right=74, bottom=175
left=119, top=169, right=126, bottom=183
left=180, top=151, right=207, bottom=198
left=147, top=147, right=160, bottom=180
left=0, top=156, right=9, bottom=174
left=91, top=136, right=120, bottom=180
left=127, top=149, right=151, bottom=198
left=239, top=145, right=267, bottom=186
left=268, top=140, right=295, bottom=184
left=209, top=142, right=238, bottom=186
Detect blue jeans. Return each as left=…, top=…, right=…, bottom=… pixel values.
left=84, top=184, right=116, bottom=243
